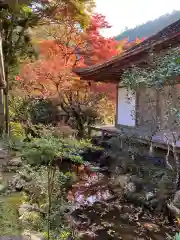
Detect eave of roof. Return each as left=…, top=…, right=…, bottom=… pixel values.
left=74, top=19, right=180, bottom=82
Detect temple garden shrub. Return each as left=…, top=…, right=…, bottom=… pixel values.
left=20, top=135, right=94, bottom=166
left=18, top=135, right=95, bottom=239
left=9, top=96, right=59, bottom=125
left=24, top=123, right=51, bottom=140
left=29, top=98, right=59, bottom=125
left=9, top=122, right=26, bottom=150
left=9, top=95, right=31, bottom=123
left=29, top=166, right=72, bottom=237
left=10, top=122, right=25, bottom=140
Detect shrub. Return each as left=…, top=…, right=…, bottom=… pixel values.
left=24, top=123, right=51, bottom=140
left=20, top=135, right=94, bottom=166
left=10, top=121, right=25, bottom=141
left=18, top=135, right=97, bottom=238
left=9, top=95, right=31, bottom=123
left=22, top=165, right=72, bottom=237
left=29, top=98, right=59, bottom=125
left=51, top=124, right=77, bottom=138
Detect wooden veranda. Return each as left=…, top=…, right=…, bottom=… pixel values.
left=89, top=125, right=180, bottom=153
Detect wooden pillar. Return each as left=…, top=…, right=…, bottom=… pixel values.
left=115, top=84, right=118, bottom=127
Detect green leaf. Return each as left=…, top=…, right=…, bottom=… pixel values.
left=21, top=5, right=32, bottom=13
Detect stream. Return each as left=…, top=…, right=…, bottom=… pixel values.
left=66, top=162, right=178, bottom=240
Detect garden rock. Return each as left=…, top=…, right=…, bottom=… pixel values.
left=76, top=231, right=95, bottom=240
left=11, top=175, right=26, bottom=191
left=19, top=211, right=41, bottom=229
left=112, top=174, right=130, bottom=189
left=173, top=190, right=180, bottom=208
left=70, top=210, right=91, bottom=229
left=19, top=203, right=35, bottom=216
left=145, top=191, right=156, bottom=201
left=167, top=190, right=180, bottom=216
left=0, top=183, right=6, bottom=193
left=130, top=175, right=144, bottom=192
left=19, top=203, right=43, bottom=216
left=0, top=171, right=3, bottom=182
left=8, top=157, right=22, bottom=167
left=18, top=170, right=32, bottom=182
left=22, top=230, right=43, bottom=240
left=0, top=149, right=8, bottom=159
left=124, top=182, right=136, bottom=195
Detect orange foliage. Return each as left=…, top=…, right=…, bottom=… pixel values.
left=20, top=13, right=120, bottom=101
left=20, top=13, right=145, bottom=124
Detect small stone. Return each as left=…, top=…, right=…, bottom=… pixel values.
left=124, top=182, right=136, bottom=194
left=145, top=192, right=155, bottom=201
left=143, top=223, right=160, bottom=232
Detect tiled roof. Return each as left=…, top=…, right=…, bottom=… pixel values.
left=74, top=19, right=180, bottom=81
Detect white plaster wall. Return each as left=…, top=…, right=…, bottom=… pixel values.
left=117, top=87, right=136, bottom=126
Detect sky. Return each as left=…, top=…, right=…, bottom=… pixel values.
left=95, top=0, right=180, bottom=37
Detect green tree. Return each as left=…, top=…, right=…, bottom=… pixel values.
left=0, top=0, right=95, bottom=134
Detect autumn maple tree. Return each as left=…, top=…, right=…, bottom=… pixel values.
left=19, top=12, right=145, bottom=137
left=19, top=13, right=119, bottom=137
left=1, top=0, right=95, bottom=134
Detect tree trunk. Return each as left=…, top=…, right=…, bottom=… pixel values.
left=0, top=28, right=6, bottom=133
left=4, top=68, right=9, bottom=135
left=0, top=89, right=4, bottom=135
left=74, top=112, right=85, bottom=139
